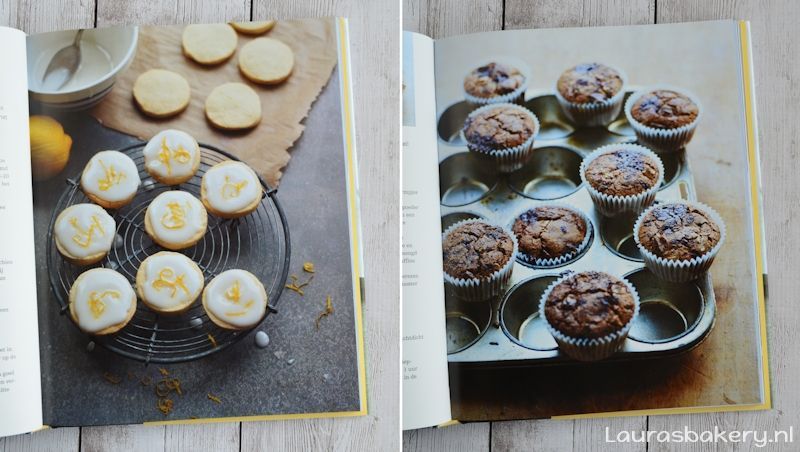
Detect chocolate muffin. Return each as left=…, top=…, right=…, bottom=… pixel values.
left=443, top=221, right=514, bottom=280
left=463, top=105, right=536, bottom=152
left=544, top=271, right=636, bottom=339
left=464, top=63, right=526, bottom=99
left=631, top=90, right=699, bottom=129
left=584, top=149, right=660, bottom=196
left=512, top=206, right=587, bottom=263
left=556, top=63, right=624, bottom=104
left=637, top=203, right=721, bottom=261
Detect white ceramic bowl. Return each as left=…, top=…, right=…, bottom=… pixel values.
left=27, top=26, right=138, bottom=109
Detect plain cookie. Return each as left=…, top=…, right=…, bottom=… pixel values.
left=182, top=24, right=238, bottom=65
left=238, top=37, right=294, bottom=85
left=231, top=20, right=276, bottom=35
left=205, top=83, right=262, bottom=131
left=133, top=69, right=191, bottom=118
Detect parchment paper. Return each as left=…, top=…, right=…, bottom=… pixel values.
left=91, top=17, right=337, bottom=187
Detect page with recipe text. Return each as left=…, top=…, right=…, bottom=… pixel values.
left=0, top=26, right=44, bottom=438
left=402, top=31, right=452, bottom=430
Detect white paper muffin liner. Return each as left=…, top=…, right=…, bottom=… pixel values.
left=508, top=202, right=593, bottom=268
left=580, top=143, right=665, bottom=217
left=553, top=64, right=628, bottom=127
left=633, top=200, right=726, bottom=282
left=462, top=103, right=540, bottom=173
left=624, top=85, right=703, bottom=153
left=539, top=271, right=641, bottom=362
left=463, top=60, right=530, bottom=108
left=442, top=218, right=518, bottom=301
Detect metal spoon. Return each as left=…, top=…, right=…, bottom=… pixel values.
left=41, top=29, right=84, bottom=91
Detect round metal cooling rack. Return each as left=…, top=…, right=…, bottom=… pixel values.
left=46, top=142, right=291, bottom=364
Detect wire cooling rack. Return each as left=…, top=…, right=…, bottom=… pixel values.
left=46, top=142, right=290, bottom=364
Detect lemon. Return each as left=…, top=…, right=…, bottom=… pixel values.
left=30, top=115, right=72, bottom=181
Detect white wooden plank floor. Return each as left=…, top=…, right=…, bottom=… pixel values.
left=0, top=0, right=399, bottom=451
left=403, top=0, right=798, bottom=450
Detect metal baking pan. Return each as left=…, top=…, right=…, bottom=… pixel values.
left=437, top=91, right=716, bottom=365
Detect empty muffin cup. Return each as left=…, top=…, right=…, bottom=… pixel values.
left=625, top=268, right=704, bottom=343
left=437, top=101, right=473, bottom=145
left=508, top=146, right=583, bottom=200
left=523, top=95, right=575, bottom=140
left=441, top=211, right=486, bottom=232
left=500, top=275, right=560, bottom=350
left=439, top=152, right=499, bottom=207
left=445, top=295, right=493, bottom=354
left=606, top=92, right=636, bottom=137
left=658, top=152, right=682, bottom=189
left=598, top=211, right=642, bottom=261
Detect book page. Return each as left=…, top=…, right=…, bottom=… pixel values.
left=402, top=32, right=452, bottom=430
left=430, top=21, right=767, bottom=422
left=25, top=19, right=363, bottom=427
left=0, top=26, right=44, bottom=437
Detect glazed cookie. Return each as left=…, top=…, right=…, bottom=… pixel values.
left=54, top=204, right=116, bottom=266
left=238, top=38, right=294, bottom=85
left=80, top=150, right=141, bottom=209
left=200, top=161, right=261, bottom=218
left=143, top=130, right=201, bottom=185
left=69, top=268, right=136, bottom=335
left=133, top=69, right=191, bottom=119
left=205, top=82, right=262, bottom=130
left=202, top=269, right=268, bottom=330
left=231, top=20, right=276, bottom=35
left=182, top=24, right=238, bottom=65
left=145, top=191, right=208, bottom=250
left=136, top=251, right=204, bottom=314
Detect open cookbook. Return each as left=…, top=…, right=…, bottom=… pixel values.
left=0, top=17, right=365, bottom=438
left=402, top=20, right=770, bottom=429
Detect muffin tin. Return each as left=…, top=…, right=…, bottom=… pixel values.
left=437, top=91, right=716, bottom=364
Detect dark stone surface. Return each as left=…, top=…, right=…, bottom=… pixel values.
left=33, top=70, right=361, bottom=426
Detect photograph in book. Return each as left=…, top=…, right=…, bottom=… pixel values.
left=0, top=17, right=365, bottom=437
left=402, top=20, right=769, bottom=428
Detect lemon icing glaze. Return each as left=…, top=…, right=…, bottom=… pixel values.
left=143, top=130, right=200, bottom=180
left=54, top=203, right=116, bottom=258
left=81, top=150, right=141, bottom=203
left=202, top=161, right=260, bottom=214
left=205, top=269, right=267, bottom=328
left=147, top=191, right=207, bottom=244
left=140, top=252, right=203, bottom=310
left=71, top=268, right=134, bottom=333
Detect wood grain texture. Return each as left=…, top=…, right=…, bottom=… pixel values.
left=505, top=0, right=654, bottom=28
left=403, top=0, right=791, bottom=450
left=1, top=427, right=79, bottom=452
left=81, top=425, right=165, bottom=452
left=1, top=0, right=398, bottom=449
left=403, top=423, right=489, bottom=452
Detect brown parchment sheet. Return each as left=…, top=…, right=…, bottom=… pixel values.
left=91, top=17, right=338, bottom=187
